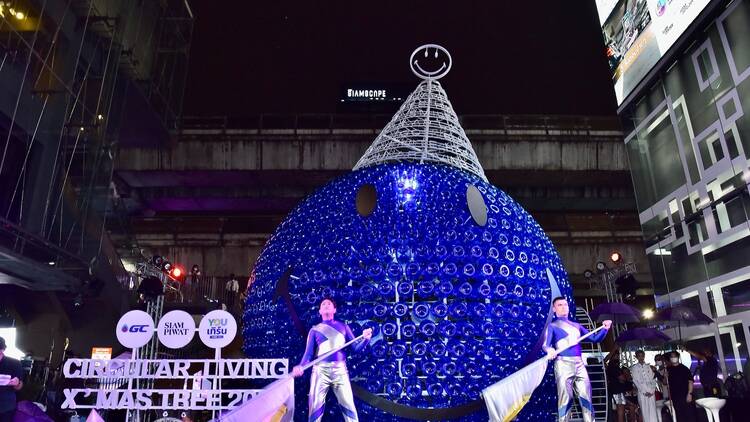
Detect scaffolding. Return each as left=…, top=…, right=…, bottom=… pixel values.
left=0, top=0, right=193, bottom=292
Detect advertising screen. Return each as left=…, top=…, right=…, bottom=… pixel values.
left=597, top=0, right=713, bottom=105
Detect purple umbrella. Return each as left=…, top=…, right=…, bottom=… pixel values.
left=654, top=305, right=713, bottom=342
left=654, top=305, right=713, bottom=325
left=589, top=302, right=641, bottom=324
left=616, top=327, right=671, bottom=347
left=12, top=401, right=54, bottom=422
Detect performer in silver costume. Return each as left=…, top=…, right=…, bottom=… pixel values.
left=292, top=298, right=372, bottom=422
left=544, top=297, right=611, bottom=422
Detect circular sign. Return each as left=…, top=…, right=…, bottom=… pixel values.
left=198, top=310, right=237, bottom=349
left=116, top=310, right=155, bottom=349
left=466, top=184, right=488, bottom=226
left=355, top=184, right=377, bottom=217
left=157, top=310, right=196, bottom=349
left=410, top=44, right=452, bottom=80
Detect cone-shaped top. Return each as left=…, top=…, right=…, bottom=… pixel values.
left=353, top=45, right=487, bottom=181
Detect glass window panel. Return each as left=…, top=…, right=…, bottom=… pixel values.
left=705, top=235, right=750, bottom=279
left=719, top=323, right=748, bottom=375
left=662, top=241, right=709, bottom=291
left=719, top=278, right=750, bottom=315
left=706, top=287, right=718, bottom=318
left=639, top=111, right=687, bottom=200
left=647, top=252, right=670, bottom=296
left=626, top=134, right=658, bottom=212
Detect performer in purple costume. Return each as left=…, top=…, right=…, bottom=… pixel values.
left=544, top=297, right=611, bottom=422
left=292, top=298, right=372, bottom=422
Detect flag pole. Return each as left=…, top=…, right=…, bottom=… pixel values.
left=299, top=333, right=366, bottom=372
left=214, top=333, right=367, bottom=421
left=483, top=323, right=609, bottom=422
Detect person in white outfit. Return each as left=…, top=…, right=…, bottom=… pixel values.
left=630, top=350, right=659, bottom=422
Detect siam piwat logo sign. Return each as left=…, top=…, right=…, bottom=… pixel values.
left=157, top=310, right=196, bottom=349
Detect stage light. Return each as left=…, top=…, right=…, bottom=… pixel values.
left=152, top=255, right=164, bottom=266
left=171, top=267, right=183, bottom=278
left=162, top=261, right=172, bottom=272
left=642, top=308, right=654, bottom=319
left=610, top=251, right=622, bottom=263
left=595, top=261, right=607, bottom=271
left=583, top=269, right=593, bottom=279
left=0, top=327, right=26, bottom=359
left=48, top=261, right=55, bottom=266
left=15, top=11, right=23, bottom=20
left=191, top=264, right=201, bottom=275
left=97, top=114, right=104, bottom=120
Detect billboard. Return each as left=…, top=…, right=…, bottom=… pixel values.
left=596, top=0, right=713, bottom=105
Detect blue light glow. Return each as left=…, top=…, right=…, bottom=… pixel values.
left=243, top=162, right=573, bottom=421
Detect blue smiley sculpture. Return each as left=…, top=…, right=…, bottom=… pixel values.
left=242, top=45, right=574, bottom=421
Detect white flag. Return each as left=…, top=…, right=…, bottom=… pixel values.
left=214, top=376, right=295, bottom=422
left=481, top=357, right=549, bottom=422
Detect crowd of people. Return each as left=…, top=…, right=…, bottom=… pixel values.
left=604, top=347, right=748, bottom=422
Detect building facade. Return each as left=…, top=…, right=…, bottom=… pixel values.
left=603, top=0, right=750, bottom=377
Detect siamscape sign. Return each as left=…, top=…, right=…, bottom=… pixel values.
left=340, top=84, right=407, bottom=103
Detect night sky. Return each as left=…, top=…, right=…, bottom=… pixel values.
left=182, top=1, right=618, bottom=117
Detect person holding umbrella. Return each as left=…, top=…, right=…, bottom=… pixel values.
left=686, top=348, right=721, bottom=397
left=631, top=350, right=659, bottom=422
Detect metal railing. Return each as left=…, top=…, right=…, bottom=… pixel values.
left=178, top=113, right=623, bottom=136
left=570, top=306, right=609, bottom=422
left=124, top=272, right=245, bottom=315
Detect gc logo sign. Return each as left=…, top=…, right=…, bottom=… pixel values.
left=115, top=310, right=155, bottom=348
left=121, top=324, right=150, bottom=333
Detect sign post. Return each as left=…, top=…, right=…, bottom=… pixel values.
left=62, top=310, right=285, bottom=421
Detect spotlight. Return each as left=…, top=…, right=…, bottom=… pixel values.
left=170, top=267, right=184, bottom=279
left=191, top=264, right=201, bottom=276
left=162, top=261, right=172, bottom=272
left=642, top=308, right=654, bottom=319
left=15, top=11, right=23, bottom=20
left=48, top=261, right=55, bottom=266
left=595, top=261, right=607, bottom=272
left=610, top=251, right=622, bottom=264
left=583, top=269, right=594, bottom=279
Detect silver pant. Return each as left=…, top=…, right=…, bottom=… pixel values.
left=554, top=357, right=594, bottom=422
left=308, top=362, right=358, bottom=422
